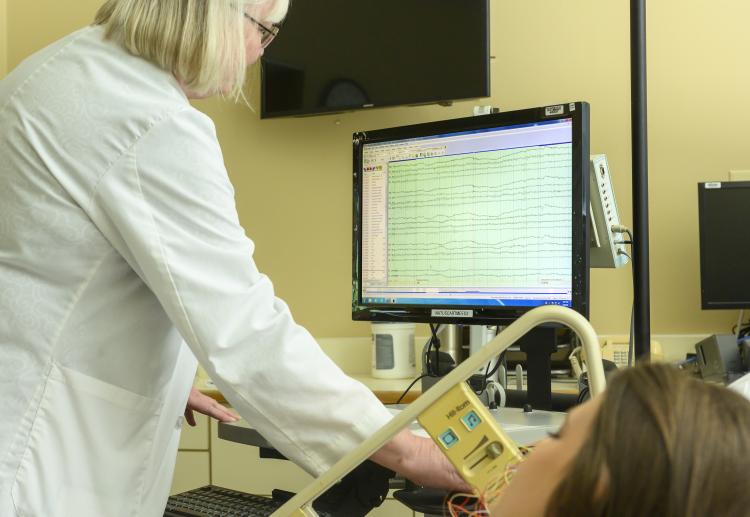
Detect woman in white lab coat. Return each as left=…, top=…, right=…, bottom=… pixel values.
left=0, top=1, right=465, bottom=515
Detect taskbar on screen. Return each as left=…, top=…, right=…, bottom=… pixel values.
left=361, top=297, right=572, bottom=307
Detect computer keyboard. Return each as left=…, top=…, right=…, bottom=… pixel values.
left=164, top=485, right=326, bottom=517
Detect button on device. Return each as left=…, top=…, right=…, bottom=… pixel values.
left=438, top=429, right=459, bottom=449
left=487, top=441, right=504, bottom=459
left=461, top=410, right=482, bottom=431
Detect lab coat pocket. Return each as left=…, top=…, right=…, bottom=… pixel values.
left=11, top=363, right=162, bottom=517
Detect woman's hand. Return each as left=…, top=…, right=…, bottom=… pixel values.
left=370, top=429, right=470, bottom=492
left=184, top=387, right=239, bottom=426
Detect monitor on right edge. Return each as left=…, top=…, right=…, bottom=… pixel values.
left=698, top=181, right=750, bottom=309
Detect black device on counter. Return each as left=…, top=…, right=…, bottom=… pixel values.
left=695, top=334, right=746, bottom=384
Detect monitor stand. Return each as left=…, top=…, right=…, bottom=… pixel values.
left=421, top=325, right=558, bottom=411
left=516, top=326, right=557, bottom=410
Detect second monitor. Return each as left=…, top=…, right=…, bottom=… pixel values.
left=353, top=102, right=590, bottom=326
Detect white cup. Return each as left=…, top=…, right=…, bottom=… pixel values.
left=371, top=322, right=416, bottom=379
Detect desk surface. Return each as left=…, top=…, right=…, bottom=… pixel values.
left=198, top=374, right=578, bottom=405
left=196, top=375, right=426, bottom=405
left=219, top=405, right=566, bottom=449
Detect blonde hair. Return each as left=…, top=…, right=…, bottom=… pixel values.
left=94, top=0, right=289, bottom=99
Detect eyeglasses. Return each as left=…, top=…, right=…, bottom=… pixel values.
left=244, top=14, right=280, bottom=48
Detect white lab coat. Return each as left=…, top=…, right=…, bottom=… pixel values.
left=0, top=26, right=392, bottom=517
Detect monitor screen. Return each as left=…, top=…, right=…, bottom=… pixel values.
left=353, top=103, right=590, bottom=324
left=698, top=181, right=750, bottom=309
left=260, top=0, right=490, bottom=118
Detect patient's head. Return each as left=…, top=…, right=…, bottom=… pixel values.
left=493, top=363, right=750, bottom=517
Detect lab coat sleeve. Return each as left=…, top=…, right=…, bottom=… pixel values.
left=90, top=107, right=393, bottom=475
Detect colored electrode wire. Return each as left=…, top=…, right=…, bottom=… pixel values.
left=445, top=460, right=523, bottom=517
left=444, top=444, right=533, bottom=516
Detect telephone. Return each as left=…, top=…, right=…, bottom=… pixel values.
left=601, top=338, right=663, bottom=368
left=570, top=338, right=664, bottom=376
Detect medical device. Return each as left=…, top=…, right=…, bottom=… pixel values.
left=270, top=305, right=606, bottom=516
left=417, top=382, right=522, bottom=506
left=589, top=154, right=629, bottom=268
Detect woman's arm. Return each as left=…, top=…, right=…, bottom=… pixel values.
left=91, top=107, right=465, bottom=492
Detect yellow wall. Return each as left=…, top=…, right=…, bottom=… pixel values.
left=0, top=0, right=7, bottom=76
left=6, top=0, right=749, bottom=338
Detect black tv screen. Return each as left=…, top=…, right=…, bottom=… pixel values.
left=260, top=0, right=490, bottom=119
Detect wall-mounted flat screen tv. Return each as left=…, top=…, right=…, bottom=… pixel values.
left=260, top=0, right=490, bottom=119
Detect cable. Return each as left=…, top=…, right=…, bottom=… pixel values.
left=627, top=303, right=635, bottom=367
left=731, top=317, right=750, bottom=338
left=484, top=380, right=506, bottom=409
left=736, top=310, right=745, bottom=341
left=398, top=326, right=444, bottom=405
left=425, top=323, right=442, bottom=376
left=483, top=355, right=503, bottom=381
left=466, top=326, right=505, bottom=399
left=611, top=224, right=633, bottom=243
left=423, top=335, right=435, bottom=377
left=617, top=248, right=636, bottom=365
left=569, top=346, right=583, bottom=379
left=480, top=326, right=503, bottom=390
left=473, top=361, right=493, bottom=396
left=446, top=460, right=523, bottom=516
left=395, top=374, right=428, bottom=405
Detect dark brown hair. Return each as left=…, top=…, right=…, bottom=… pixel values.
left=546, top=364, right=750, bottom=517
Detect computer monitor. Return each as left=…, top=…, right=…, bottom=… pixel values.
left=353, top=103, right=591, bottom=325
left=698, top=181, right=750, bottom=309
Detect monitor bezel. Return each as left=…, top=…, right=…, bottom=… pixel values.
left=698, top=181, right=750, bottom=310
left=352, top=102, right=591, bottom=325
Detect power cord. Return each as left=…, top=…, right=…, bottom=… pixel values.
left=397, top=325, right=508, bottom=405
left=476, top=352, right=503, bottom=393
left=734, top=310, right=747, bottom=341
left=395, top=374, right=429, bottom=405
left=395, top=325, right=444, bottom=405
left=569, top=345, right=583, bottom=380
left=611, top=224, right=633, bottom=243
left=425, top=323, right=442, bottom=377
left=732, top=316, right=750, bottom=337
left=618, top=249, right=636, bottom=366
left=475, top=326, right=503, bottom=395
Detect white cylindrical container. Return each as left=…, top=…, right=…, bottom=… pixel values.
left=371, top=322, right=416, bottom=379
